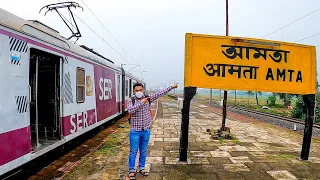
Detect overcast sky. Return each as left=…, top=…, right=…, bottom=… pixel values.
left=2, top=0, right=320, bottom=91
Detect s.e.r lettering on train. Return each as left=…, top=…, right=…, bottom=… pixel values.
left=69, top=110, right=96, bottom=134
left=99, top=77, right=112, bottom=100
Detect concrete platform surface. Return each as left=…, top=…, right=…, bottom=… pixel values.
left=63, top=98, right=320, bottom=180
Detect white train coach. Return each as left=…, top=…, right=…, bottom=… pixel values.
left=0, top=8, right=144, bottom=176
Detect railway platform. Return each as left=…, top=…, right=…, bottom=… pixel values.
left=61, top=98, right=320, bottom=180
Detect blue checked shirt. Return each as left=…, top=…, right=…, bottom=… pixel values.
left=128, top=86, right=173, bottom=131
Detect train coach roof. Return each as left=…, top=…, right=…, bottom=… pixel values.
left=0, top=8, right=121, bottom=71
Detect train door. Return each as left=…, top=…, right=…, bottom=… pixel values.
left=117, top=74, right=121, bottom=113
left=29, top=48, right=61, bottom=150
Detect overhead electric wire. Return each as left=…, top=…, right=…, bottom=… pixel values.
left=262, top=7, right=320, bottom=38
left=73, top=13, right=131, bottom=64
left=127, top=65, right=140, bottom=72
left=260, top=6, right=320, bottom=51
left=80, top=0, right=141, bottom=66
left=294, top=32, right=320, bottom=43
left=56, top=0, right=130, bottom=64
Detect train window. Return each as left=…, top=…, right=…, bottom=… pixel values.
left=125, top=80, right=128, bottom=96
left=77, top=67, right=85, bottom=103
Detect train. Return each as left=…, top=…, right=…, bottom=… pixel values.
left=0, top=7, right=144, bottom=176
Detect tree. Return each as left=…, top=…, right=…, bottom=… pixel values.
left=246, top=91, right=254, bottom=105
left=267, top=93, right=277, bottom=106
left=255, top=91, right=263, bottom=106
left=316, top=93, right=320, bottom=123
left=291, top=95, right=304, bottom=118
left=291, top=93, right=320, bottom=123
left=277, top=93, right=293, bottom=106
left=291, top=79, right=320, bottom=122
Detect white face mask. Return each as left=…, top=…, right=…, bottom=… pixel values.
left=135, top=91, right=144, bottom=99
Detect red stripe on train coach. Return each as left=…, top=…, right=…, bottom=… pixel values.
left=0, top=126, right=31, bottom=166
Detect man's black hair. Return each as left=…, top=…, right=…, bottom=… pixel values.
left=133, top=82, right=144, bottom=90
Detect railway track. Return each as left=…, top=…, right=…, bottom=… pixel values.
left=165, top=94, right=320, bottom=136
left=228, top=105, right=320, bottom=129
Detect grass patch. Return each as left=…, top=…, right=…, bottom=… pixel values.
left=266, top=153, right=298, bottom=162
left=217, top=134, right=241, bottom=145
left=64, top=157, right=100, bottom=180
left=168, top=151, right=179, bottom=158
left=63, top=124, right=131, bottom=180
left=120, top=123, right=130, bottom=129
left=230, top=134, right=242, bottom=145
left=163, top=95, right=173, bottom=99
left=278, top=153, right=297, bottom=160
left=257, top=107, right=289, bottom=117
left=95, top=133, right=121, bottom=156
left=218, top=136, right=225, bottom=142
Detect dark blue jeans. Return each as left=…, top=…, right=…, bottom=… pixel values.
left=128, top=129, right=150, bottom=172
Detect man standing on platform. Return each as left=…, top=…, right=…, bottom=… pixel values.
left=127, top=82, right=178, bottom=179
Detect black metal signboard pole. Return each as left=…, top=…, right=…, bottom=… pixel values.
left=179, top=87, right=197, bottom=161
left=301, top=94, right=316, bottom=160
left=222, top=0, right=229, bottom=130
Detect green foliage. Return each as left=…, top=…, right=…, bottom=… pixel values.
left=270, top=103, right=285, bottom=108
left=316, top=93, right=320, bottom=123
left=277, top=93, right=293, bottom=106
left=267, top=94, right=277, bottom=106
left=291, top=95, right=304, bottom=118
left=257, top=106, right=289, bottom=116
left=291, top=94, right=320, bottom=123
left=230, top=134, right=242, bottom=145
left=255, top=91, right=263, bottom=105
left=246, top=91, right=254, bottom=96
left=246, top=91, right=254, bottom=105
left=96, top=133, right=120, bottom=156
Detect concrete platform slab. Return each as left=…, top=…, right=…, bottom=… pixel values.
left=62, top=99, right=320, bottom=180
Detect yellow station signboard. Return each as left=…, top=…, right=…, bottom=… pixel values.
left=184, top=33, right=317, bottom=94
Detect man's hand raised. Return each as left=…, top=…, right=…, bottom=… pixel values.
left=141, top=97, right=150, bottom=104
left=171, top=83, right=178, bottom=89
